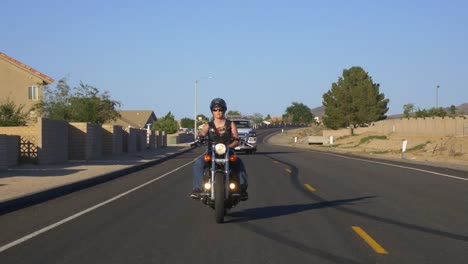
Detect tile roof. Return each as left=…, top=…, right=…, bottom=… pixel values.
left=107, top=110, right=157, bottom=129
left=0, top=52, right=54, bottom=84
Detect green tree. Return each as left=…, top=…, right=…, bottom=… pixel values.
left=265, top=114, right=271, bottom=121
left=322, top=66, right=389, bottom=129
left=180, top=117, right=194, bottom=128
left=403, top=103, right=414, bottom=118
left=0, top=99, right=28, bottom=126
left=227, top=110, right=241, bottom=117
left=67, top=82, right=121, bottom=124
left=414, top=107, right=447, bottom=118
left=35, top=78, right=72, bottom=120
left=153, top=112, right=179, bottom=134
left=249, top=113, right=264, bottom=124
left=448, top=105, right=457, bottom=117
left=282, top=102, right=314, bottom=124
left=428, top=107, right=447, bottom=117
left=36, top=78, right=121, bottom=125
left=414, top=108, right=428, bottom=118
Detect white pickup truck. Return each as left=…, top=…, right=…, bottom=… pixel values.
left=231, top=118, right=257, bottom=154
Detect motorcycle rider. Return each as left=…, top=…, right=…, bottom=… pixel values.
left=191, top=98, right=249, bottom=200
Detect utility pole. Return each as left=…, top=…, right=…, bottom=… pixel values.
left=436, top=84, right=440, bottom=108
left=194, top=80, right=198, bottom=141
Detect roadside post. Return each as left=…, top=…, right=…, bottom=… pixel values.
left=329, top=136, right=334, bottom=145
left=401, top=139, right=408, bottom=159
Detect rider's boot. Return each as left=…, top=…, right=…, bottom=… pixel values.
left=240, top=184, right=248, bottom=201
left=190, top=188, right=202, bottom=199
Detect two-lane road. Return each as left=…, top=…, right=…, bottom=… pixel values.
left=1, top=129, right=467, bottom=263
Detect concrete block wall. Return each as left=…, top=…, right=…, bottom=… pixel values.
left=122, top=130, right=127, bottom=153
left=6, top=135, right=20, bottom=166
left=0, top=125, right=38, bottom=164
left=162, top=131, right=167, bottom=147
left=87, top=123, right=102, bottom=160
left=0, top=126, right=37, bottom=138
left=102, top=125, right=124, bottom=155
left=326, top=117, right=468, bottom=141
left=69, top=122, right=102, bottom=160
left=127, top=128, right=138, bottom=153
left=167, top=133, right=192, bottom=145
left=137, top=129, right=147, bottom=151
left=102, top=125, right=114, bottom=156
left=113, top=126, right=124, bottom=154
left=69, top=123, right=87, bottom=160
left=0, top=135, right=20, bottom=169
left=156, top=130, right=163, bottom=148
left=177, top=133, right=193, bottom=143
left=37, top=118, right=68, bottom=164
left=0, top=135, right=6, bottom=169
left=148, top=130, right=156, bottom=150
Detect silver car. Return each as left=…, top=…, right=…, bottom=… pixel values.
left=231, top=118, right=257, bottom=154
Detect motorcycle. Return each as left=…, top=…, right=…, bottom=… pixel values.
left=193, top=136, right=244, bottom=223
left=190, top=137, right=206, bottom=147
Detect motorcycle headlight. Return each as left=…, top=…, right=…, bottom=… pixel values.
left=215, top=143, right=227, bottom=155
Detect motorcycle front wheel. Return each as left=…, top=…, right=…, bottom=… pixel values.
left=214, top=171, right=225, bottom=223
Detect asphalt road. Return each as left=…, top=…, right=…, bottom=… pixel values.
left=0, top=129, right=467, bottom=264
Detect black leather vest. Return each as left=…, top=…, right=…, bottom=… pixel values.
left=207, top=119, right=232, bottom=144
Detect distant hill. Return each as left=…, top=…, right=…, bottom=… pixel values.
left=458, top=103, right=468, bottom=114
left=312, top=103, right=467, bottom=119
left=310, top=106, right=325, bottom=118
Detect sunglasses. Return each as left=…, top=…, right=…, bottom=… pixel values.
left=211, top=108, right=224, bottom=112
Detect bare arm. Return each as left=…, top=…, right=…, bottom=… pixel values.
left=229, top=121, right=239, bottom=149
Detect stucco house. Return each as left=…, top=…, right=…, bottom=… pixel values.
left=0, top=52, right=54, bottom=117
left=106, top=110, right=157, bottom=129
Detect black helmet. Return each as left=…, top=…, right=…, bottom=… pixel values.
left=210, top=98, right=227, bottom=112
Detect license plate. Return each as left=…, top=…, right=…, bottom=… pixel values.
left=248, top=137, right=256, bottom=143
left=235, top=147, right=241, bottom=150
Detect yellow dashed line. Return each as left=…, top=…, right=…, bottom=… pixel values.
left=304, top=183, right=316, bottom=192
left=352, top=226, right=388, bottom=254
left=285, top=168, right=292, bottom=174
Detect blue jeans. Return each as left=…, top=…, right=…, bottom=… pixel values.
left=193, top=155, right=248, bottom=190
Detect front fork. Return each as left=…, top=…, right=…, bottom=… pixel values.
left=210, top=152, right=230, bottom=200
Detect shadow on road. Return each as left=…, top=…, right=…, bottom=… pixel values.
left=227, top=196, right=375, bottom=223
left=253, top=151, right=297, bottom=155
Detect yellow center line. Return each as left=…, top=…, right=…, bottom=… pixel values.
left=352, top=226, right=388, bottom=255
left=285, top=168, right=292, bottom=174
left=304, top=183, right=316, bottom=192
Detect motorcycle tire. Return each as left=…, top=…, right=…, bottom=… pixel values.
left=214, top=171, right=225, bottom=223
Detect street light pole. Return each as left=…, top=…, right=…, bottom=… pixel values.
left=436, top=84, right=440, bottom=108
left=193, top=75, right=213, bottom=140
left=194, top=80, right=198, bottom=140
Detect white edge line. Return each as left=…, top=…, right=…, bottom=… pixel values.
left=305, top=148, right=468, bottom=181
left=264, top=132, right=467, bottom=182
left=0, top=159, right=196, bottom=253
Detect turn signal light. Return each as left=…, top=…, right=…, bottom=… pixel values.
left=204, top=154, right=211, bottom=162
left=229, top=154, right=237, bottom=162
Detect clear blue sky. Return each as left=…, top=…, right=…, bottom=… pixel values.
left=3, top=0, right=467, bottom=119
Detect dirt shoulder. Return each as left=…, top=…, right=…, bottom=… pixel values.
left=268, top=127, right=468, bottom=172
